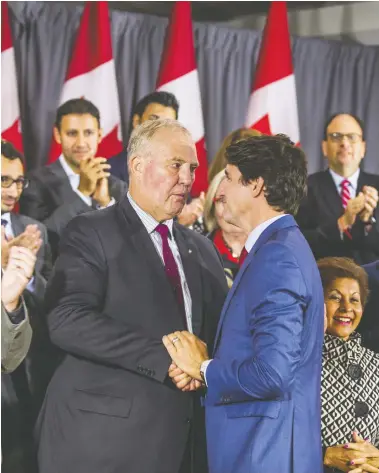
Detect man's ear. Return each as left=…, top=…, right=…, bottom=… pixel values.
left=132, top=114, right=141, bottom=130
left=129, top=155, right=144, bottom=176
left=53, top=126, right=62, bottom=145
left=249, top=176, right=265, bottom=198
left=98, top=127, right=103, bottom=144
left=321, top=140, right=328, bottom=158
left=361, top=140, right=366, bottom=160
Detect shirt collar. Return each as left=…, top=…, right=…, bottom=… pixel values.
left=329, top=167, right=360, bottom=192
left=127, top=192, right=174, bottom=236
left=59, top=155, right=78, bottom=179
left=1, top=212, right=11, bottom=226
left=245, top=214, right=287, bottom=253
left=323, top=332, right=362, bottom=361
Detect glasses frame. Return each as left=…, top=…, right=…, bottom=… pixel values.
left=1, top=176, right=29, bottom=190
left=327, top=132, right=363, bottom=144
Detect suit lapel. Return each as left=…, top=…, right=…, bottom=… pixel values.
left=213, top=215, right=298, bottom=353
left=321, top=170, right=343, bottom=218
left=117, top=198, right=187, bottom=330
left=49, top=160, right=82, bottom=204
left=173, top=225, right=203, bottom=336
left=10, top=213, right=24, bottom=237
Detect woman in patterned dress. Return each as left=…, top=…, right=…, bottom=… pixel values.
left=318, top=257, right=379, bottom=473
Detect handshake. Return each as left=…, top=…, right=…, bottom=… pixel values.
left=162, top=331, right=210, bottom=392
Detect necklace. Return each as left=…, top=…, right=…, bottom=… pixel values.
left=222, top=234, right=240, bottom=259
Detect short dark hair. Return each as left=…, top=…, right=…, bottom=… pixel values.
left=317, top=257, right=369, bottom=307
left=55, top=98, right=101, bottom=130
left=1, top=139, right=25, bottom=166
left=225, top=134, right=308, bottom=215
left=133, top=92, right=179, bottom=119
left=323, top=113, right=365, bottom=140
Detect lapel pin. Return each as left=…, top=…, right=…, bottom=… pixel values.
left=188, top=249, right=192, bottom=254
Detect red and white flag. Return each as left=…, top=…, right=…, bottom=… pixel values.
left=1, top=1, right=23, bottom=151
left=245, top=1, right=300, bottom=144
left=156, top=1, right=208, bottom=197
left=48, top=1, right=122, bottom=163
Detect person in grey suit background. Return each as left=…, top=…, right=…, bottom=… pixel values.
left=20, top=98, right=128, bottom=259
left=1, top=246, right=36, bottom=374
left=35, top=119, right=228, bottom=473
left=1, top=140, right=51, bottom=301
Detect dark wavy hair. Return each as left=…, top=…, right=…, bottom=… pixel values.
left=225, top=134, right=308, bottom=215
left=133, top=91, right=179, bottom=119
left=55, top=98, right=101, bottom=130
left=1, top=139, right=25, bottom=166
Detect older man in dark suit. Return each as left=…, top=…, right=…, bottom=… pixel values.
left=296, top=113, right=379, bottom=265
left=35, top=118, right=228, bottom=473
left=20, top=98, right=127, bottom=259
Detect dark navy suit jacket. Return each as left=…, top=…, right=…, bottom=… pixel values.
left=108, top=150, right=128, bottom=183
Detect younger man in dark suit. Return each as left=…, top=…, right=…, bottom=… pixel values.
left=20, top=98, right=128, bottom=258
left=296, top=113, right=379, bottom=265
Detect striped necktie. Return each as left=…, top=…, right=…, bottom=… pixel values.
left=340, top=179, right=351, bottom=209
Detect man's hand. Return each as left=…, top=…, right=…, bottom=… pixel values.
left=78, top=157, right=111, bottom=197
left=92, top=177, right=111, bottom=207
left=2, top=225, right=42, bottom=268
left=1, top=246, right=37, bottom=312
left=177, top=192, right=205, bottom=227
left=162, top=331, right=209, bottom=381
left=168, top=363, right=203, bottom=392
left=359, top=186, right=378, bottom=223
left=338, top=193, right=366, bottom=229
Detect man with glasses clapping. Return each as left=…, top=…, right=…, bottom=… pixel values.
left=296, top=113, right=379, bottom=265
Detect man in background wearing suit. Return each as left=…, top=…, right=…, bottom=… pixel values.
left=108, top=91, right=205, bottom=228
left=296, top=113, right=379, bottom=265
left=35, top=119, right=228, bottom=473
left=360, top=260, right=379, bottom=352
left=1, top=245, right=39, bottom=473
left=1, top=140, right=51, bottom=300
left=20, top=98, right=128, bottom=259
left=164, top=135, right=325, bottom=473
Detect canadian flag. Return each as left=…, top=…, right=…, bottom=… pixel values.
left=245, top=1, right=300, bottom=144
left=156, top=1, right=208, bottom=197
left=1, top=1, right=23, bottom=152
left=48, top=1, right=122, bottom=163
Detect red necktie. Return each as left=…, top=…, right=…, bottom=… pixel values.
left=340, top=179, right=351, bottom=209
left=239, top=247, right=248, bottom=267
left=155, top=223, right=186, bottom=326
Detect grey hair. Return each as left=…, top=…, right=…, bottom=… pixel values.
left=127, top=118, right=192, bottom=162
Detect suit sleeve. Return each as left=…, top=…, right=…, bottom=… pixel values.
left=1, top=299, right=32, bottom=373
left=44, top=217, right=171, bottom=382
left=205, top=242, right=307, bottom=403
left=20, top=175, right=92, bottom=240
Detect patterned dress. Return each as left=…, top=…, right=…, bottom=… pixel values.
left=321, top=333, right=379, bottom=452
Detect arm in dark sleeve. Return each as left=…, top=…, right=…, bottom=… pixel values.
left=20, top=176, right=92, bottom=240
left=45, top=217, right=171, bottom=382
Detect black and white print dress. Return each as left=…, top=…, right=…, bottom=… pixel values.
left=321, top=332, right=379, bottom=449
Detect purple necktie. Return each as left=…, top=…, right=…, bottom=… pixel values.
left=155, top=223, right=186, bottom=326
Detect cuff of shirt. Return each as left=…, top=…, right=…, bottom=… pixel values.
left=96, top=197, right=116, bottom=210
left=73, top=188, right=92, bottom=206
left=201, top=359, right=213, bottom=387
left=6, top=297, right=27, bottom=325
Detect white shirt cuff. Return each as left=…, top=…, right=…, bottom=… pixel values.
left=201, top=359, right=213, bottom=386
left=74, top=188, right=92, bottom=206
left=96, top=197, right=116, bottom=210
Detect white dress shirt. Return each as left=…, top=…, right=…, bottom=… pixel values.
left=201, top=214, right=288, bottom=384
left=127, top=192, right=193, bottom=333
left=1, top=212, right=35, bottom=293
left=329, top=167, right=360, bottom=200
left=59, top=155, right=115, bottom=209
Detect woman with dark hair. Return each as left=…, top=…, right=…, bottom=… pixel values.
left=318, top=257, right=379, bottom=473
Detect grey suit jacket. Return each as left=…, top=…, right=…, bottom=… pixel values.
left=1, top=301, right=32, bottom=373
left=19, top=159, right=128, bottom=259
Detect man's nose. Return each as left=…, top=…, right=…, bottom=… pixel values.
left=179, top=165, right=193, bottom=185
left=76, top=133, right=86, bottom=146
left=6, top=182, right=19, bottom=197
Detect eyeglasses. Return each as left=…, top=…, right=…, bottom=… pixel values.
left=328, top=132, right=362, bottom=143
left=1, top=176, right=29, bottom=189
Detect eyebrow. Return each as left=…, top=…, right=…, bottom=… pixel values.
left=329, top=289, right=360, bottom=296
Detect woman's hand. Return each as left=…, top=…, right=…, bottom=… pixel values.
left=349, top=457, right=379, bottom=473
left=347, top=432, right=379, bottom=473
left=324, top=445, right=367, bottom=472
